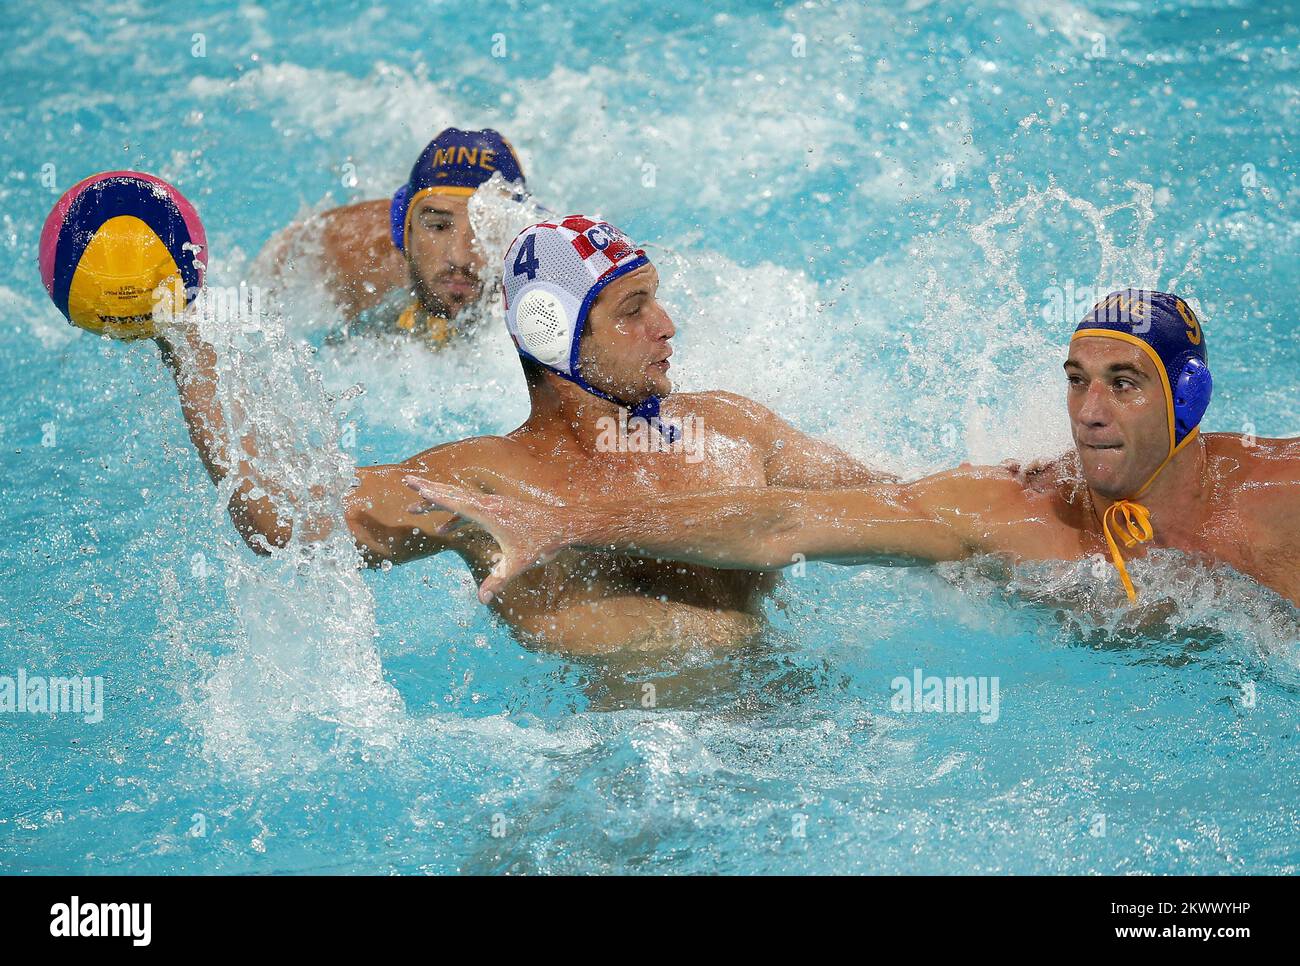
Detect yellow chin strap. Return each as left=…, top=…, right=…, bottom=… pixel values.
left=396, top=302, right=454, bottom=345
left=1099, top=427, right=1199, bottom=602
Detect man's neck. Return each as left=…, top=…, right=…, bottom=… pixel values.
left=1087, top=436, right=1210, bottom=540
left=525, top=375, right=644, bottom=453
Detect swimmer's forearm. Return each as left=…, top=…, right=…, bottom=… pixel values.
left=156, top=329, right=231, bottom=486
left=841, top=465, right=900, bottom=486
left=154, top=328, right=334, bottom=552
left=563, top=486, right=966, bottom=570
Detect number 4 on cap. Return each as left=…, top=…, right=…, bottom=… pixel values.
left=513, top=234, right=539, bottom=280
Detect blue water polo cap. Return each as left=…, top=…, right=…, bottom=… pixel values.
left=1072, top=289, right=1212, bottom=449
left=389, top=128, right=525, bottom=252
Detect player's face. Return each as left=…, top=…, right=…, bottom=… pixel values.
left=405, top=193, right=484, bottom=316
left=1065, top=337, right=1172, bottom=499
left=579, top=264, right=675, bottom=403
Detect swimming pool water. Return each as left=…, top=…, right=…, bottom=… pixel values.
left=1, top=0, right=1298, bottom=874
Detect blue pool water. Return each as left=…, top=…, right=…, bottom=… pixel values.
left=2, top=0, right=1298, bottom=874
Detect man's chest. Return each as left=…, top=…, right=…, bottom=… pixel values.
left=1201, top=516, right=1300, bottom=603
left=526, top=432, right=767, bottom=501
left=485, top=433, right=774, bottom=608
left=1143, top=493, right=1300, bottom=604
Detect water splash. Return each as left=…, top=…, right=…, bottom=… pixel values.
left=164, top=285, right=405, bottom=776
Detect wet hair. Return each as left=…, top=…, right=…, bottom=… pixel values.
left=519, top=351, right=548, bottom=386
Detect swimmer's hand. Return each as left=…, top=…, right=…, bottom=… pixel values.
left=403, top=476, right=567, bottom=603
left=955, top=457, right=1049, bottom=480
left=999, top=456, right=1053, bottom=482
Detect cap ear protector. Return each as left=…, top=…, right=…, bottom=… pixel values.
left=512, top=287, right=573, bottom=369
left=389, top=183, right=411, bottom=253
left=1173, top=356, right=1213, bottom=444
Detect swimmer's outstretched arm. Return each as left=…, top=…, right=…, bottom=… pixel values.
left=405, top=468, right=1020, bottom=602
left=154, top=321, right=495, bottom=565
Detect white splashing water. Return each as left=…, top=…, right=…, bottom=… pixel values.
left=164, top=284, right=405, bottom=776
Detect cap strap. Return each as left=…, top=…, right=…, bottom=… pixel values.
left=1101, top=500, right=1155, bottom=602
left=1097, top=427, right=1200, bottom=601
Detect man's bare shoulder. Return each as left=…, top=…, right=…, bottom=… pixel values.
left=902, top=456, right=1090, bottom=557
left=911, top=461, right=1040, bottom=509
left=317, top=199, right=389, bottom=232
left=667, top=390, right=768, bottom=419
left=665, top=390, right=782, bottom=443
left=313, top=200, right=393, bottom=260
left=1206, top=432, right=1300, bottom=482
left=922, top=454, right=1087, bottom=524
left=400, top=434, right=532, bottom=479
left=1208, top=434, right=1300, bottom=544
left=258, top=198, right=404, bottom=319
left=267, top=200, right=388, bottom=257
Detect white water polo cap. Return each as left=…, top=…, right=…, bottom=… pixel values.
left=503, top=215, right=664, bottom=421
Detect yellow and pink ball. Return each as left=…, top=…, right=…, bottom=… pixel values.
left=39, top=171, right=207, bottom=340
